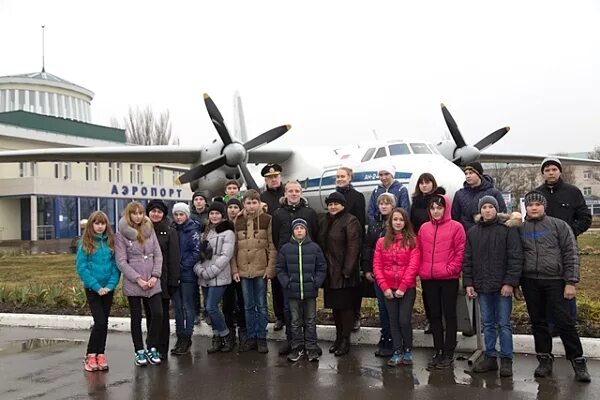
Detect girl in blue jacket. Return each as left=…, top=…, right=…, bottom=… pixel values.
left=76, top=211, right=120, bottom=372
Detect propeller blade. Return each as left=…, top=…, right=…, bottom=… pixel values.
left=473, top=127, right=511, bottom=151
left=441, top=103, right=467, bottom=148
left=238, top=162, right=259, bottom=190
left=176, top=155, right=226, bottom=184
left=204, top=93, right=233, bottom=146
left=243, top=125, right=291, bottom=151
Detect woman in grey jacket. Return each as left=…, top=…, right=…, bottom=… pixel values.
left=115, top=201, right=163, bottom=367
left=194, top=201, right=236, bottom=353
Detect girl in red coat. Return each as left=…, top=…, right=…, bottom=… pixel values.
left=417, top=194, right=466, bottom=370
left=373, top=208, right=420, bottom=367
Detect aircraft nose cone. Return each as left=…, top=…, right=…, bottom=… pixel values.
left=223, top=142, right=246, bottom=166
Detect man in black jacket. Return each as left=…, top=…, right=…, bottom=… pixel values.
left=536, top=157, right=592, bottom=324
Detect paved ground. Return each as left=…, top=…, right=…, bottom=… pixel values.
left=0, top=327, right=598, bottom=400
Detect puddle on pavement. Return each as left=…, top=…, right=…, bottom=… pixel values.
left=0, top=338, right=83, bottom=356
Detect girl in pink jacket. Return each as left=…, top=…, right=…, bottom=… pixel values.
left=417, top=194, right=465, bottom=370
left=373, top=208, right=420, bottom=367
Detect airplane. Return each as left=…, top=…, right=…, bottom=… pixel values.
left=1, top=93, right=599, bottom=212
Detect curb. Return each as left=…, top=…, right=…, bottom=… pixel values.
left=2, top=313, right=600, bottom=358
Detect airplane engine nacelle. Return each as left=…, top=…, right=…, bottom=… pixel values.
left=190, top=166, right=240, bottom=198
left=436, top=140, right=457, bottom=161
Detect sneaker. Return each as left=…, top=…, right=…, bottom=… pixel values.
left=500, top=358, right=513, bottom=377
left=427, top=350, right=444, bottom=369
left=571, top=357, right=591, bottom=383
left=436, top=351, right=454, bottom=369
left=134, top=350, right=148, bottom=367
left=146, top=348, right=161, bottom=365
left=84, top=353, right=98, bottom=371
left=387, top=351, right=402, bottom=367
left=472, top=355, right=498, bottom=373
left=307, top=350, right=320, bottom=362
left=534, top=354, right=553, bottom=378
left=257, top=339, right=269, bottom=354
left=95, top=354, right=108, bottom=371
left=402, top=351, right=413, bottom=365
left=287, top=347, right=305, bottom=362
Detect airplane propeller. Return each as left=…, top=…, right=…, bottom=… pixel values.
left=177, top=94, right=291, bottom=189
left=441, top=103, right=510, bottom=165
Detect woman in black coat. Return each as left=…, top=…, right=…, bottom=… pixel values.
left=145, top=199, right=181, bottom=359
left=317, top=192, right=362, bottom=357
left=410, top=173, right=446, bottom=233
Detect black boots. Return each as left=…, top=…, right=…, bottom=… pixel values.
left=374, top=336, right=393, bottom=358
left=427, top=349, right=444, bottom=370
left=500, top=358, right=513, bottom=377
left=170, top=335, right=184, bottom=355
left=172, top=335, right=192, bottom=355
left=257, top=339, right=269, bottom=354
left=571, top=357, right=591, bottom=382
left=221, top=333, right=234, bottom=353
left=334, top=337, right=350, bottom=357
left=436, top=350, right=454, bottom=369
left=238, top=338, right=257, bottom=352
left=534, top=354, right=554, bottom=378
left=207, top=335, right=224, bottom=354
left=472, top=355, right=498, bottom=373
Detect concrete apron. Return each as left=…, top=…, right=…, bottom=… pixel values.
left=2, top=313, right=600, bottom=359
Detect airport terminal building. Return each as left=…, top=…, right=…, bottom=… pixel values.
left=0, top=71, right=192, bottom=244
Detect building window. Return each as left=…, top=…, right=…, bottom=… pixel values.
left=130, top=164, right=143, bottom=184
left=153, top=167, right=164, bottom=186
left=19, top=162, right=36, bottom=177
left=54, top=162, right=71, bottom=179
left=584, top=170, right=592, bottom=180
left=109, top=162, right=122, bottom=182
left=583, top=187, right=592, bottom=196
left=85, top=162, right=99, bottom=181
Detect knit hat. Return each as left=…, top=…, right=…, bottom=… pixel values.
left=541, top=157, right=562, bottom=173
left=172, top=202, right=190, bottom=217
left=191, top=191, right=209, bottom=203
left=464, top=161, right=484, bottom=179
left=147, top=199, right=168, bottom=216
left=291, top=218, right=309, bottom=233
left=378, top=163, right=396, bottom=177
left=208, top=201, right=226, bottom=216
left=478, top=195, right=499, bottom=212
left=524, top=191, right=547, bottom=209
left=226, top=198, right=242, bottom=209
left=325, top=191, right=346, bottom=206
left=377, top=192, right=397, bottom=205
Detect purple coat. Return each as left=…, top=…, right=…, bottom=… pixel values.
left=115, top=217, right=163, bottom=297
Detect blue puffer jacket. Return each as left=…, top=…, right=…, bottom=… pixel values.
left=367, top=180, right=410, bottom=224
left=175, top=219, right=201, bottom=283
left=76, top=234, right=120, bottom=292
left=451, top=175, right=507, bottom=231
left=276, top=236, right=327, bottom=300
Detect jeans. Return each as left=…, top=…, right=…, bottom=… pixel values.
left=289, top=297, right=318, bottom=351
left=128, top=293, right=162, bottom=351
left=374, top=283, right=391, bottom=340
left=421, top=279, right=458, bottom=352
left=478, top=292, right=513, bottom=359
left=241, top=277, right=268, bottom=339
left=521, top=278, right=583, bottom=360
left=205, top=285, right=229, bottom=337
left=85, top=289, right=114, bottom=354
left=384, top=287, right=416, bottom=352
left=172, top=282, right=197, bottom=337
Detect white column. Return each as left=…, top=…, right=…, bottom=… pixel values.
left=30, top=195, right=38, bottom=241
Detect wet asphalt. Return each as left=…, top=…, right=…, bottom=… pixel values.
left=0, top=326, right=598, bottom=400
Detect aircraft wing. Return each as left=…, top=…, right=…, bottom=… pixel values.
left=0, top=145, right=202, bottom=164
left=480, top=152, right=600, bottom=166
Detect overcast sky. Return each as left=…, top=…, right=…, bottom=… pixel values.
left=1, top=0, right=599, bottom=155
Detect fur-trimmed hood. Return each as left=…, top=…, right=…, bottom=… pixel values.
left=473, top=212, right=522, bottom=227
left=215, top=220, right=234, bottom=234
left=118, top=216, right=154, bottom=241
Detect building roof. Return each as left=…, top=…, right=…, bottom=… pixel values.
left=0, top=71, right=94, bottom=99
left=0, top=110, right=125, bottom=143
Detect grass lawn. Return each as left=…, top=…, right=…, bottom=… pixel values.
left=1, top=232, right=600, bottom=335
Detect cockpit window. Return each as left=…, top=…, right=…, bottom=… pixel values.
left=388, top=143, right=410, bottom=156
left=410, top=143, right=431, bottom=154
left=374, top=147, right=387, bottom=159
left=361, top=148, right=376, bottom=162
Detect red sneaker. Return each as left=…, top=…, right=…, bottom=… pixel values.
left=84, top=354, right=98, bottom=371
left=96, top=354, right=108, bottom=370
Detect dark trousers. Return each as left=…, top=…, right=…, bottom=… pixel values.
left=384, top=287, right=416, bottom=352
left=128, top=293, right=163, bottom=352
left=223, top=281, right=246, bottom=331
left=332, top=308, right=355, bottom=339
left=271, top=278, right=285, bottom=321
left=289, top=297, right=318, bottom=351
left=144, top=297, right=171, bottom=355
left=85, top=290, right=114, bottom=354
left=521, top=278, right=583, bottom=360
left=421, top=279, right=458, bottom=352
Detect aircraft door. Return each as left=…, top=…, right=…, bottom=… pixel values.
left=318, top=167, right=338, bottom=211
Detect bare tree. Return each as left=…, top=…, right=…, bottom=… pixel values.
left=112, top=106, right=178, bottom=145
left=487, top=163, right=541, bottom=209
left=589, top=145, right=600, bottom=161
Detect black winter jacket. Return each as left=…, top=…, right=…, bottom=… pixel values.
left=361, top=215, right=387, bottom=273
left=336, top=185, right=366, bottom=233
left=152, top=218, right=181, bottom=298
left=410, top=186, right=446, bottom=233
left=462, top=214, right=523, bottom=293
left=276, top=236, right=327, bottom=300
left=260, top=185, right=285, bottom=216
left=452, top=175, right=507, bottom=231
left=272, top=198, right=319, bottom=250
left=536, top=178, right=591, bottom=237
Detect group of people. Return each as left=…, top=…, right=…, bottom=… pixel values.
left=74, top=157, right=592, bottom=383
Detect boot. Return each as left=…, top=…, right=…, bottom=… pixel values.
left=207, top=335, right=224, bottom=354
left=472, top=355, right=498, bottom=373
left=170, top=334, right=183, bottom=355
left=571, top=357, right=591, bottom=383
left=172, top=335, right=191, bottom=356
left=534, top=354, right=553, bottom=378
left=427, top=349, right=444, bottom=369
left=435, top=350, right=454, bottom=369
left=334, top=337, right=350, bottom=357
left=500, top=358, right=513, bottom=377
left=257, top=338, right=269, bottom=354
left=329, top=333, right=341, bottom=354
left=238, top=338, right=257, bottom=352
left=237, top=327, right=247, bottom=347
left=221, top=333, right=234, bottom=353
left=374, top=336, right=393, bottom=357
